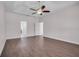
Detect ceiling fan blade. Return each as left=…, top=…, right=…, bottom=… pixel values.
left=43, top=10, right=50, bottom=13
left=30, top=8, right=37, bottom=11
left=41, top=5, right=46, bottom=10
left=32, top=12, right=37, bottom=15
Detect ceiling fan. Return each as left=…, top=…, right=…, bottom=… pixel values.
left=30, top=2, right=50, bottom=15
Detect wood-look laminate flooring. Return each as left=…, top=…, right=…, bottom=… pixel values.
left=1, top=36, right=79, bottom=57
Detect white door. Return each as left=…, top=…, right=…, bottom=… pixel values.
left=35, top=22, right=43, bottom=35
left=21, top=21, right=27, bottom=37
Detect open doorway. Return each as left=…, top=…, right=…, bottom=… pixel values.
left=20, top=21, right=27, bottom=38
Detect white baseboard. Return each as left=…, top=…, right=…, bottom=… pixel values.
left=44, top=35, right=79, bottom=45
left=6, top=35, right=35, bottom=40
left=6, top=36, right=21, bottom=40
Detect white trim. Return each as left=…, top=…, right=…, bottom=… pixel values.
left=6, top=35, right=79, bottom=45
left=6, top=35, right=21, bottom=40
left=6, top=35, right=35, bottom=40
left=44, top=35, right=79, bottom=45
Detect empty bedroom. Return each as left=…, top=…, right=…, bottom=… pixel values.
left=0, top=1, right=79, bottom=57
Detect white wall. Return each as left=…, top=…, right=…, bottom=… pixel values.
left=6, top=12, right=38, bottom=39
left=43, top=4, right=79, bottom=44
left=0, top=2, right=6, bottom=55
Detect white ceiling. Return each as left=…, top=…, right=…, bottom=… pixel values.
left=3, top=1, right=78, bottom=17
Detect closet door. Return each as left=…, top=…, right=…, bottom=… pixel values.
left=21, top=21, right=27, bottom=38
left=35, top=22, right=43, bottom=35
